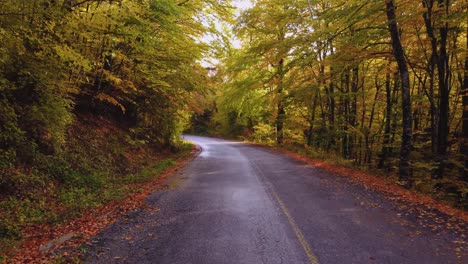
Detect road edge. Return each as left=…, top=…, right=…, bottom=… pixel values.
left=242, top=141, right=468, bottom=223
left=6, top=144, right=200, bottom=264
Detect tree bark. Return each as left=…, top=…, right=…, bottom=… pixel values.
left=422, top=0, right=439, bottom=156
left=434, top=0, right=450, bottom=179
left=366, top=77, right=381, bottom=164
left=276, top=58, right=285, bottom=145
left=342, top=70, right=351, bottom=158
left=385, top=0, right=413, bottom=187
left=423, top=0, right=451, bottom=178
left=462, top=24, right=468, bottom=181
left=378, top=69, right=392, bottom=169
left=306, top=92, right=319, bottom=146
left=350, top=65, right=359, bottom=160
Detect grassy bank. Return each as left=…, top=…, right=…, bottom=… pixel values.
left=0, top=114, right=193, bottom=262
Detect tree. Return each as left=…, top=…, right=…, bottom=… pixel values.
left=0, top=0, right=232, bottom=188
left=384, top=0, right=413, bottom=187
left=210, top=0, right=467, bottom=204
left=462, top=24, right=468, bottom=181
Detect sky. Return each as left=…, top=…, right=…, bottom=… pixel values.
left=232, top=0, right=253, bottom=13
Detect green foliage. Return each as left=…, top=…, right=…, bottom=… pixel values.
left=0, top=0, right=230, bottom=155
left=58, top=187, right=104, bottom=213
left=0, top=99, right=24, bottom=170
left=252, top=123, right=276, bottom=145
left=0, top=0, right=231, bottom=190
left=189, top=110, right=216, bottom=135
left=283, top=128, right=305, bottom=145
left=210, top=0, right=468, bottom=207
left=0, top=195, right=59, bottom=242
left=0, top=170, right=48, bottom=197
left=123, top=160, right=175, bottom=184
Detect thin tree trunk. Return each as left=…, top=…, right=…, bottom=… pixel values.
left=422, top=0, right=439, bottom=155
left=343, top=70, right=351, bottom=158
left=385, top=0, right=413, bottom=187
left=328, top=68, right=336, bottom=151
left=379, top=70, right=392, bottom=169
left=435, top=0, right=450, bottom=178
left=307, top=92, right=319, bottom=146
left=422, top=0, right=451, bottom=178
left=367, top=78, right=381, bottom=164
left=276, top=58, right=285, bottom=145
left=351, top=65, right=359, bottom=160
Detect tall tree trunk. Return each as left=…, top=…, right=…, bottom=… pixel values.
left=350, top=65, right=359, bottom=160
left=318, top=50, right=328, bottom=143
left=434, top=0, right=450, bottom=178
left=327, top=65, right=336, bottom=151
left=462, top=24, right=468, bottom=181
left=422, top=0, right=451, bottom=178
left=378, top=70, right=393, bottom=169
left=422, top=0, right=439, bottom=155
left=276, top=58, right=285, bottom=145
left=306, top=91, right=319, bottom=146
left=390, top=74, right=400, bottom=149
left=385, top=0, right=413, bottom=187
left=342, top=70, right=351, bottom=158
left=367, top=78, right=381, bottom=164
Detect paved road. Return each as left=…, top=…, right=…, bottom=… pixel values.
left=85, top=136, right=466, bottom=263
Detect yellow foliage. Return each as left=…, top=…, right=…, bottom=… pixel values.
left=95, top=93, right=126, bottom=113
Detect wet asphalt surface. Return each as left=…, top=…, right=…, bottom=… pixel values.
left=85, top=136, right=466, bottom=264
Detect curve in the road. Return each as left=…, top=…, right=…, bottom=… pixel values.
left=85, top=135, right=466, bottom=264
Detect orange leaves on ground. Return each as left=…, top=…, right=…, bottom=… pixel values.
left=253, top=143, right=468, bottom=223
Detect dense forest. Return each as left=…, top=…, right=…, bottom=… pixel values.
left=190, top=0, right=468, bottom=207
left=0, top=0, right=467, bottom=259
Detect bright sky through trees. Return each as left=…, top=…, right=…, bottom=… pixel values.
left=201, top=0, right=253, bottom=66
left=233, top=0, right=253, bottom=13
left=231, top=0, right=253, bottom=48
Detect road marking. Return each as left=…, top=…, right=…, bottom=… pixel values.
left=271, top=190, right=320, bottom=264
left=249, top=160, right=319, bottom=264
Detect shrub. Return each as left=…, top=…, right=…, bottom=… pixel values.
left=252, top=123, right=275, bottom=144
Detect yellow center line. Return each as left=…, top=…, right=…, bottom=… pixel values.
left=249, top=160, right=319, bottom=264
left=271, top=190, right=320, bottom=264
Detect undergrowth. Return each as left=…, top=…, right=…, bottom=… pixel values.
left=0, top=115, right=191, bottom=259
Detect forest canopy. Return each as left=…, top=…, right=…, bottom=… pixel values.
left=0, top=0, right=231, bottom=167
